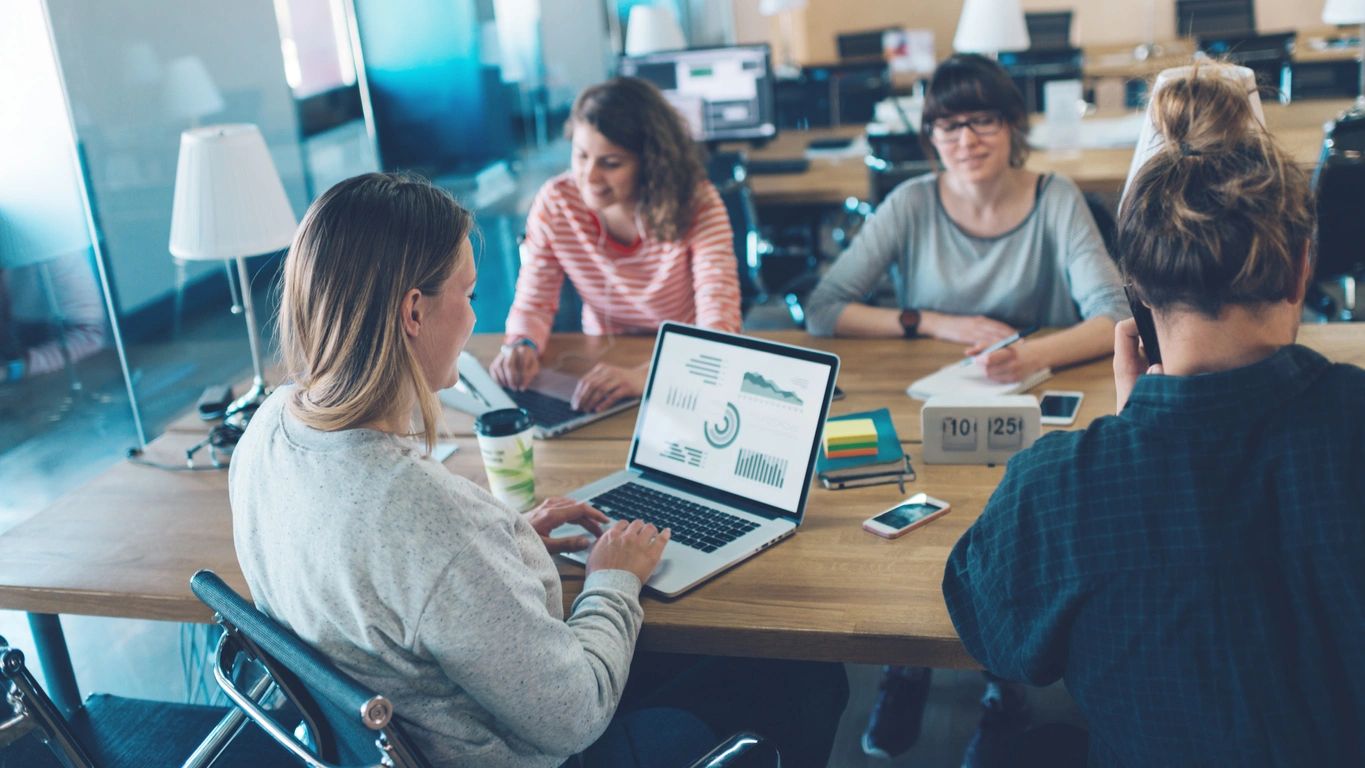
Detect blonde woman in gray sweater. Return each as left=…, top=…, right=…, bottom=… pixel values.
left=230, top=173, right=711, bottom=767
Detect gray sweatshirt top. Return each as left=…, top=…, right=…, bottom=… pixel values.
left=805, top=173, right=1127, bottom=336
left=230, top=387, right=643, bottom=767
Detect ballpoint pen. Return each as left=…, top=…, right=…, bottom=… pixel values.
left=959, top=326, right=1039, bottom=366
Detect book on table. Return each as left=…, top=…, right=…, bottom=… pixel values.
left=816, top=407, right=914, bottom=489
left=907, top=361, right=1052, bottom=401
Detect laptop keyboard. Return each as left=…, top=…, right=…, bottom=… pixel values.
left=588, top=483, right=760, bottom=553
left=506, top=388, right=582, bottom=428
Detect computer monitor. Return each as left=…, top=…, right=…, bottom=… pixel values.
left=619, top=45, right=777, bottom=142
left=1025, top=11, right=1072, bottom=51
left=1176, top=0, right=1255, bottom=38
left=837, top=28, right=895, bottom=60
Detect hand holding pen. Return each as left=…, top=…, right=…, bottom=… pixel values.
left=963, top=327, right=1045, bottom=383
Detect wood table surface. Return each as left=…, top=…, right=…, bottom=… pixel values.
left=744, top=99, right=1352, bottom=205
left=2, top=326, right=1361, bottom=667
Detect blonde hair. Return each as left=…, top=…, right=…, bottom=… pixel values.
left=1117, top=63, right=1314, bottom=317
left=278, top=172, right=473, bottom=452
left=567, top=77, right=703, bottom=242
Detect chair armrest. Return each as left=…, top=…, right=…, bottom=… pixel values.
left=687, top=731, right=780, bottom=768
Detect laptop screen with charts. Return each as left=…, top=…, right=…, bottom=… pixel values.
left=558, top=323, right=840, bottom=596
left=629, top=324, right=838, bottom=520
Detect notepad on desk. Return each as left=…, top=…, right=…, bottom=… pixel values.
left=907, top=362, right=1052, bottom=401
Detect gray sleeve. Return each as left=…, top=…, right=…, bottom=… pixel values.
left=415, top=521, right=642, bottom=756
left=1056, top=183, right=1129, bottom=322
left=804, top=188, right=913, bottom=336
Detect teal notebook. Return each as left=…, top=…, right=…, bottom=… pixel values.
left=815, top=408, right=905, bottom=476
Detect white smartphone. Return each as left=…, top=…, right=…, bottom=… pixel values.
left=862, top=493, right=951, bottom=539
left=1039, top=390, right=1084, bottom=426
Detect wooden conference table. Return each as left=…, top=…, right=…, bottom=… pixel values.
left=2, top=326, right=1363, bottom=708
left=744, top=98, right=1353, bottom=206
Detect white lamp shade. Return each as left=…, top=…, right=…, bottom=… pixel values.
left=1323, top=0, right=1365, bottom=24
left=624, top=5, right=686, bottom=55
left=954, top=0, right=1030, bottom=55
left=1120, top=65, right=1265, bottom=206
left=161, top=56, right=225, bottom=122
left=169, top=124, right=297, bottom=261
left=758, top=0, right=807, bottom=14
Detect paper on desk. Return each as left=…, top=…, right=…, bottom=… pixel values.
left=433, top=442, right=459, bottom=462
left=1029, top=113, right=1145, bottom=150
left=907, top=361, right=1052, bottom=401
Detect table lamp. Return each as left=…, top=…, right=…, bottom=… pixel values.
left=1120, top=64, right=1263, bottom=207
left=624, top=5, right=686, bottom=56
left=169, top=124, right=296, bottom=424
left=758, top=0, right=807, bottom=76
left=1323, top=0, right=1365, bottom=110
left=161, top=56, right=225, bottom=127
left=953, top=0, right=1030, bottom=58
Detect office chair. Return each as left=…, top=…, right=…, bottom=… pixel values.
left=707, top=152, right=769, bottom=311
left=1310, top=111, right=1365, bottom=320
left=0, top=634, right=279, bottom=768
left=190, top=570, right=778, bottom=768
left=1176, top=0, right=1255, bottom=38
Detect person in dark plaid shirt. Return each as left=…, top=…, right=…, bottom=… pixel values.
left=944, top=64, right=1365, bottom=767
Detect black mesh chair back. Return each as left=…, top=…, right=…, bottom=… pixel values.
left=190, top=570, right=432, bottom=768
left=1312, top=110, right=1365, bottom=320
left=1025, top=11, right=1072, bottom=51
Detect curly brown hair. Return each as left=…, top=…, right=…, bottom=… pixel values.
left=567, top=77, right=703, bottom=242
left=1117, top=63, right=1314, bottom=318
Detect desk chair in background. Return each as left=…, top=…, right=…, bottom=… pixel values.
left=0, top=634, right=279, bottom=768
left=1311, top=110, right=1365, bottom=320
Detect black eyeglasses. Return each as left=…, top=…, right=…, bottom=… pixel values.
left=930, top=113, right=1005, bottom=142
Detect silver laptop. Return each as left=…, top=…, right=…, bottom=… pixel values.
left=554, top=322, right=840, bottom=596
left=439, top=352, right=638, bottom=439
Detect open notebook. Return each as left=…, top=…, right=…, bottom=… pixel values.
left=907, top=362, right=1052, bottom=401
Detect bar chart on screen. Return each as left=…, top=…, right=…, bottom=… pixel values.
left=734, top=448, right=788, bottom=488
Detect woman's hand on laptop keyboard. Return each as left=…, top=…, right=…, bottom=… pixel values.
left=491, top=342, right=540, bottom=391
left=571, top=362, right=647, bottom=412
left=526, top=497, right=609, bottom=554
left=587, top=519, right=670, bottom=585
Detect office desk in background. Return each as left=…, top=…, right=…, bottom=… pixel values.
left=741, top=99, right=1353, bottom=206
left=3, top=326, right=1363, bottom=710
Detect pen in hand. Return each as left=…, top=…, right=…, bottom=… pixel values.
left=960, top=327, right=1038, bottom=366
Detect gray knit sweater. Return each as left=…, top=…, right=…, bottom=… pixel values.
left=230, top=387, right=643, bottom=767
left=805, top=173, right=1127, bottom=336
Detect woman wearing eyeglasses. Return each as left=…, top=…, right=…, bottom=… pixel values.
left=808, top=54, right=1127, bottom=762
left=805, top=54, right=1126, bottom=384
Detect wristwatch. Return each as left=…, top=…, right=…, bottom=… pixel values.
left=501, top=337, right=538, bottom=355
left=898, top=309, right=921, bottom=339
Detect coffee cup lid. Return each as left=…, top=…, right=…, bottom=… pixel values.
left=474, top=407, right=533, bottom=437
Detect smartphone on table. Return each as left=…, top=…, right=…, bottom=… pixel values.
left=1039, top=390, right=1084, bottom=426
left=863, top=493, right=951, bottom=539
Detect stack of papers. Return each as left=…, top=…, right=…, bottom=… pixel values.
left=907, top=362, right=1052, bottom=401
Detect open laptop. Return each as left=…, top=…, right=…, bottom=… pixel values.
left=439, top=352, right=638, bottom=439
left=554, top=322, right=840, bottom=596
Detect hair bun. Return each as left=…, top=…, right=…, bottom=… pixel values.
left=1150, top=63, right=1263, bottom=158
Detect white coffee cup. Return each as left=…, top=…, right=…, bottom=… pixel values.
left=473, top=407, right=535, bottom=511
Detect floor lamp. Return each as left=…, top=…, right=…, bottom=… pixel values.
left=168, top=124, right=297, bottom=427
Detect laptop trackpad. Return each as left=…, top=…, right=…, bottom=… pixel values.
left=530, top=368, right=580, bottom=401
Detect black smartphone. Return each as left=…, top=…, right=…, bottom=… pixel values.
left=1123, top=285, right=1161, bottom=365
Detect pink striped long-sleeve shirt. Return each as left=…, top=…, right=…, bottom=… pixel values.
left=504, top=174, right=742, bottom=350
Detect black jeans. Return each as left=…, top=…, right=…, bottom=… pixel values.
left=616, top=652, right=849, bottom=768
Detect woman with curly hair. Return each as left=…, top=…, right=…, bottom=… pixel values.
left=491, top=77, right=742, bottom=412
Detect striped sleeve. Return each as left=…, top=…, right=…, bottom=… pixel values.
left=687, top=183, right=742, bottom=333
left=504, top=184, right=566, bottom=350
